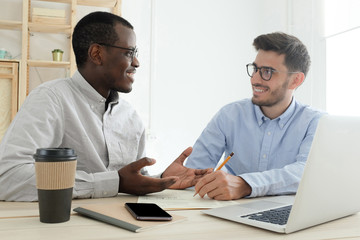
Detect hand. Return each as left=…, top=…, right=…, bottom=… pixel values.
left=118, top=157, right=178, bottom=195
left=194, top=171, right=252, bottom=200
left=162, top=147, right=213, bottom=189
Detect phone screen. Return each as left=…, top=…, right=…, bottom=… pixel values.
left=125, top=203, right=172, bottom=221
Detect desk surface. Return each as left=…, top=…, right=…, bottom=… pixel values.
left=1, top=191, right=360, bottom=240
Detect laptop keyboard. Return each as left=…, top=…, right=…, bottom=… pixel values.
left=241, top=205, right=292, bottom=225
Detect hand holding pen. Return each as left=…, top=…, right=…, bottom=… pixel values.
left=193, top=152, right=234, bottom=197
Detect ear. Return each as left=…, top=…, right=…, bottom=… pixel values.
left=88, top=44, right=103, bottom=66
left=288, top=72, right=305, bottom=90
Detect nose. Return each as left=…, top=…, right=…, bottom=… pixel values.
left=131, top=56, right=140, bottom=68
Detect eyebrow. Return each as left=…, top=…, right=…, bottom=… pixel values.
left=253, top=62, right=276, bottom=70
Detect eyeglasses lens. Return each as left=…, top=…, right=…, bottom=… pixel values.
left=246, top=64, right=272, bottom=81
left=260, top=68, right=272, bottom=80
left=247, top=64, right=256, bottom=78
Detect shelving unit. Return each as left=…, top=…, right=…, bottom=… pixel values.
left=0, top=0, right=122, bottom=107
left=0, top=20, right=23, bottom=30
left=0, top=0, right=121, bottom=139
left=28, top=22, right=72, bottom=33
left=27, top=59, right=70, bottom=68
left=0, top=60, right=19, bottom=142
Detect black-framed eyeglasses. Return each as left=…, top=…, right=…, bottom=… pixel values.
left=246, top=63, right=299, bottom=81
left=97, top=43, right=138, bottom=62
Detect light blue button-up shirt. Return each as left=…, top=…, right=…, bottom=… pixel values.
left=185, top=98, right=324, bottom=197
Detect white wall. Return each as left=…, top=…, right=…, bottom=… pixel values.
left=1, top=0, right=323, bottom=175
left=123, top=0, right=290, bottom=174
left=290, top=0, right=326, bottom=111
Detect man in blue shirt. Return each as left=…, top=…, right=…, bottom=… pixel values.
left=185, top=32, right=324, bottom=200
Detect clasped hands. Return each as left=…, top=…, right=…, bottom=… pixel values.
left=118, top=147, right=252, bottom=200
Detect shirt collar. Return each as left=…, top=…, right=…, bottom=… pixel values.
left=254, top=97, right=296, bottom=129
left=71, top=71, right=119, bottom=109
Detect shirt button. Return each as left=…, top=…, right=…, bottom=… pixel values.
left=267, top=132, right=271, bottom=135
left=263, top=154, right=267, bottom=158
left=90, top=105, right=94, bottom=109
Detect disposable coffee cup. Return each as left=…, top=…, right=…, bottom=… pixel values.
left=34, top=148, right=77, bottom=223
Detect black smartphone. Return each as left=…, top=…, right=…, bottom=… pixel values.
left=124, top=203, right=172, bottom=221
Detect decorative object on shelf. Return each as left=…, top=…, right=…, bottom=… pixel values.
left=52, top=49, right=63, bottom=62
left=0, top=48, right=6, bottom=59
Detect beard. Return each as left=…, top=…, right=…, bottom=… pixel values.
left=251, top=78, right=290, bottom=107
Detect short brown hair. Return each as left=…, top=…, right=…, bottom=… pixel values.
left=253, top=32, right=311, bottom=77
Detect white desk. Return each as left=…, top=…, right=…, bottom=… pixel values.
left=1, top=191, right=360, bottom=240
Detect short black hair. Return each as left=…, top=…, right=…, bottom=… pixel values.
left=253, top=32, right=311, bottom=77
left=72, top=11, right=133, bottom=68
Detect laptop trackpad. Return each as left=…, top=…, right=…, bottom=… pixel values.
left=240, top=200, right=285, bottom=210
left=238, top=196, right=294, bottom=212
left=202, top=196, right=294, bottom=217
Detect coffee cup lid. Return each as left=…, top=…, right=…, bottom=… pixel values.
left=34, top=148, right=77, bottom=161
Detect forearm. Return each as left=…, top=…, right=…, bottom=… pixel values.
left=240, top=161, right=306, bottom=197
left=0, top=164, right=121, bottom=201
left=0, top=164, right=38, bottom=201
left=185, top=116, right=226, bottom=169
left=73, top=170, right=119, bottom=199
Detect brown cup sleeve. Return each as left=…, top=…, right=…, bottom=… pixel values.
left=35, top=161, right=77, bottom=190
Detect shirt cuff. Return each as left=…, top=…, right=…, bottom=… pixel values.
left=239, top=173, right=263, bottom=198
left=151, top=172, right=162, bottom=178
left=93, top=171, right=119, bottom=198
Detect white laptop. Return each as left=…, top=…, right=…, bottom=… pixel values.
left=202, top=115, right=360, bottom=234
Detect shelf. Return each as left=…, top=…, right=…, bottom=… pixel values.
left=32, top=0, right=71, bottom=3
left=27, top=60, right=70, bottom=68
left=28, top=22, right=71, bottom=34
left=78, top=0, right=118, bottom=8
left=0, top=20, right=22, bottom=30
left=0, top=59, right=21, bottom=63
left=31, top=0, right=117, bottom=7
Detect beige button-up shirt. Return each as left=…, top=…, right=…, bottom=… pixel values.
left=0, top=71, right=146, bottom=201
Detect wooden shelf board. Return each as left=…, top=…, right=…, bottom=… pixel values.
left=0, top=59, right=21, bottom=63
left=28, top=22, right=71, bottom=34
left=33, top=0, right=71, bottom=3
left=0, top=73, right=15, bottom=78
left=78, top=0, right=117, bottom=8
left=0, top=20, right=22, bottom=30
left=31, top=0, right=117, bottom=7
left=27, top=60, right=70, bottom=68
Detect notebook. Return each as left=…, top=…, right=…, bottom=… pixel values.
left=202, top=115, right=360, bottom=234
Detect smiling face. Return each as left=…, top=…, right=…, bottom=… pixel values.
left=250, top=50, right=299, bottom=118
left=98, top=23, right=139, bottom=95
left=82, top=23, right=140, bottom=98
